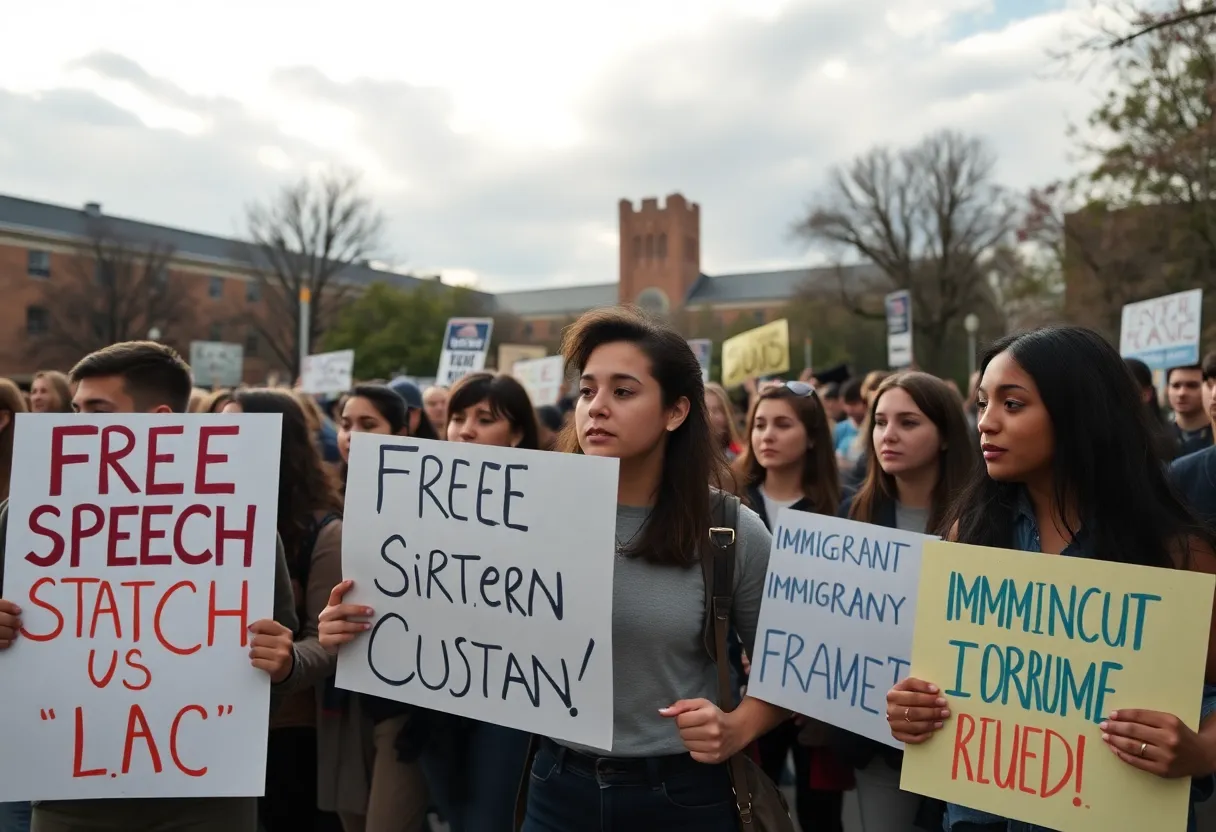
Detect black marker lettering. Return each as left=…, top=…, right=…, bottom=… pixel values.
left=476, top=462, right=501, bottom=527
left=448, top=458, right=471, bottom=521
left=367, top=614, right=414, bottom=686
left=416, top=635, right=451, bottom=691
left=451, top=553, right=480, bottom=604
left=419, top=455, right=449, bottom=519
left=505, top=567, right=525, bottom=615
left=471, top=641, right=503, bottom=698
left=427, top=549, right=452, bottom=602
left=375, top=536, right=410, bottom=598
left=450, top=637, right=473, bottom=698
left=503, top=463, right=529, bottom=532
left=376, top=444, right=419, bottom=514
left=480, top=567, right=502, bottom=608
left=528, top=570, right=564, bottom=620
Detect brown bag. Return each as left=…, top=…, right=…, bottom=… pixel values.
left=702, top=492, right=796, bottom=832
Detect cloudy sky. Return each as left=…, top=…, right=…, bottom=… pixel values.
left=0, top=0, right=1104, bottom=292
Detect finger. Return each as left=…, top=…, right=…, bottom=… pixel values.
left=891, top=720, right=943, bottom=737
left=320, top=621, right=372, bottom=637
left=250, top=634, right=291, bottom=650
left=319, top=633, right=358, bottom=651
left=0, top=613, right=19, bottom=630
left=1106, top=738, right=1165, bottom=775
left=892, top=728, right=942, bottom=745
left=886, top=705, right=949, bottom=724
left=1108, top=709, right=1171, bottom=730
left=0, top=599, right=21, bottom=616
left=1103, top=732, right=1165, bottom=765
left=886, top=693, right=946, bottom=714
left=659, top=699, right=712, bottom=718
left=0, top=624, right=15, bottom=642
left=890, top=678, right=939, bottom=696
left=248, top=619, right=288, bottom=636
left=1100, top=718, right=1167, bottom=746
left=325, top=580, right=354, bottom=608
left=689, top=750, right=721, bottom=764
left=248, top=647, right=290, bottom=663
left=318, top=603, right=374, bottom=624
left=250, top=659, right=283, bottom=674
left=675, top=709, right=716, bottom=730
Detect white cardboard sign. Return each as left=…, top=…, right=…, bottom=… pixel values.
left=0, top=413, right=282, bottom=800
left=302, top=349, right=355, bottom=395
left=512, top=356, right=565, bottom=406
left=336, top=435, right=618, bottom=749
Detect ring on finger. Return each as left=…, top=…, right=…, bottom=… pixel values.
left=1137, top=741, right=1148, bottom=757
left=904, top=707, right=910, bottom=722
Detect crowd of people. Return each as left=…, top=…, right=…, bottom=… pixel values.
left=0, top=306, right=1214, bottom=832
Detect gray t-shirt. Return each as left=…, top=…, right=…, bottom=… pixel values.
left=894, top=502, right=931, bottom=535
left=559, top=501, right=772, bottom=757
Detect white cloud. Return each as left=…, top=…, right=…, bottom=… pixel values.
left=0, top=0, right=1102, bottom=292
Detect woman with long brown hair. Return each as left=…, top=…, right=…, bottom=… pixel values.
left=733, top=381, right=849, bottom=832
left=839, top=372, right=975, bottom=831
left=29, top=370, right=71, bottom=414
left=0, top=379, right=27, bottom=502
left=223, top=389, right=346, bottom=832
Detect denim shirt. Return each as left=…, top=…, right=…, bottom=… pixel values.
left=944, top=492, right=1216, bottom=832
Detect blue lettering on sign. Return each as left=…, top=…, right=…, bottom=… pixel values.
left=773, top=524, right=908, bottom=573
left=757, top=628, right=910, bottom=716
left=766, top=572, right=906, bottom=625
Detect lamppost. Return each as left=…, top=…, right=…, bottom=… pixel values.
left=963, top=314, right=979, bottom=380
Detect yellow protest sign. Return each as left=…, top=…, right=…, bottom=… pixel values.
left=901, top=541, right=1214, bottom=832
left=721, top=319, right=790, bottom=388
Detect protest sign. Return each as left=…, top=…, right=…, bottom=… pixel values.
left=901, top=541, right=1214, bottom=832
left=0, top=413, right=282, bottom=801
left=498, top=344, right=545, bottom=374
left=302, top=349, right=355, bottom=395
left=886, top=290, right=913, bottom=369
left=688, top=339, right=712, bottom=384
left=749, top=510, right=934, bottom=746
left=512, top=356, right=565, bottom=406
left=336, top=436, right=618, bottom=749
left=721, top=320, right=790, bottom=389
left=437, top=318, right=493, bottom=386
left=188, top=342, right=243, bottom=388
left=1119, top=289, right=1204, bottom=372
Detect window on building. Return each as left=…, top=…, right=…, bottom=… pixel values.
left=95, top=261, right=115, bottom=286
left=685, top=236, right=696, bottom=262
left=633, top=236, right=642, bottom=261
left=657, top=233, right=667, bottom=259
left=209, top=275, right=223, bottom=299
left=245, top=331, right=259, bottom=357
left=27, top=250, right=51, bottom=279
left=523, top=321, right=534, bottom=339
left=246, top=279, right=261, bottom=303
left=645, top=234, right=655, bottom=259
left=26, top=305, right=49, bottom=335
left=210, top=323, right=223, bottom=341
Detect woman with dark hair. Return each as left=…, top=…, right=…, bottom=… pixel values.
left=885, top=327, right=1216, bottom=832
left=839, top=372, right=976, bottom=831
left=705, top=382, right=744, bottom=462
left=733, top=382, right=848, bottom=832
left=327, top=383, right=431, bottom=832
left=535, top=404, right=564, bottom=450
left=513, top=306, right=783, bottom=830
left=446, top=372, right=539, bottom=449
left=1126, top=357, right=1176, bottom=461
left=222, top=389, right=345, bottom=832
left=389, top=377, right=440, bottom=440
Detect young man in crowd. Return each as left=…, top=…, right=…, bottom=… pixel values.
left=1167, top=364, right=1213, bottom=459
left=0, top=341, right=299, bottom=832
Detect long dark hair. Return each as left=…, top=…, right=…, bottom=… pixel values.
left=850, top=372, right=976, bottom=532
left=347, top=383, right=409, bottom=434
left=943, top=326, right=1211, bottom=568
left=231, top=388, right=343, bottom=572
left=735, top=385, right=840, bottom=516
left=0, top=379, right=26, bottom=502
left=559, top=306, right=726, bottom=566
left=448, top=372, right=541, bottom=451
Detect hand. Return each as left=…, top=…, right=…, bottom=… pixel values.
left=660, top=698, right=742, bottom=764
left=318, top=580, right=374, bottom=655
left=1102, top=709, right=1216, bottom=778
left=886, top=678, right=950, bottom=744
left=248, top=619, right=294, bottom=684
left=0, top=599, right=21, bottom=649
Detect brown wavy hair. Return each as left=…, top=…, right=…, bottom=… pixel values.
left=734, top=384, right=840, bottom=515
left=0, top=379, right=27, bottom=501
left=848, top=372, right=976, bottom=532
left=558, top=306, right=729, bottom=566
left=230, top=388, right=342, bottom=573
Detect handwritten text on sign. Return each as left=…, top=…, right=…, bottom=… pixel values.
left=750, top=510, right=933, bottom=746
left=1119, top=289, right=1203, bottom=370
left=302, top=349, right=355, bottom=395
left=0, top=414, right=282, bottom=801
left=721, top=319, right=790, bottom=389
left=901, top=541, right=1214, bottom=832
left=336, top=436, right=618, bottom=749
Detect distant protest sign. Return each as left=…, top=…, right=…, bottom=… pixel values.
left=302, top=349, right=355, bottom=395
left=901, top=541, right=1214, bottom=832
left=437, top=318, right=493, bottom=386
left=337, top=436, right=618, bottom=749
left=1119, top=289, right=1203, bottom=373
left=749, top=510, right=932, bottom=746
left=512, top=356, right=565, bottom=406
left=0, top=414, right=282, bottom=801
left=721, top=320, right=790, bottom=389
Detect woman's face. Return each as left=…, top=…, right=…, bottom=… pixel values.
left=30, top=378, right=60, bottom=413
left=872, top=387, right=941, bottom=478
left=751, top=397, right=807, bottom=471
left=706, top=393, right=730, bottom=443
left=339, top=396, right=399, bottom=463
left=221, top=402, right=242, bottom=415
left=975, top=350, right=1054, bottom=483
left=575, top=341, right=687, bottom=460
left=447, top=398, right=522, bottom=448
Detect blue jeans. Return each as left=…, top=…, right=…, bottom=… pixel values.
left=521, top=740, right=738, bottom=832
left=420, top=720, right=530, bottom=832
left=0, top=802, right=30, bottom=832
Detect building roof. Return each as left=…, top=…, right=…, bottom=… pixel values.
left=0, top=193, right=469, bottom=295
left=494, top=282, right=619, bottom=316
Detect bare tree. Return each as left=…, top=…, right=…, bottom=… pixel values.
left=794, top=130, right=1018, bottom=372
left=240, top=168, right=386, bottom=376
left=31, top=219, right=188, bottom=365
left=1067, top=1, right=1216, bottom=50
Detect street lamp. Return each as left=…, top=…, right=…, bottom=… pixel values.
left=963, top=314, right=980, bottom=380
left=147, top=326, right=162, bottom=342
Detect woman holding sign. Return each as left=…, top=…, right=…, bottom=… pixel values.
left=840, top=371, right=975, bottom=831
left=734, top=380, right=852, bottom=832
left=884, top=327, right=1216, bottom=832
